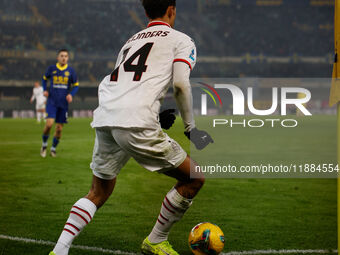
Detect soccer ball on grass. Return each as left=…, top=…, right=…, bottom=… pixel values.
left=188, top=222, right=225, bottom=255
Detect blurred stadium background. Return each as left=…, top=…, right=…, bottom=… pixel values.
left=0, top=0, right=334, bottom=118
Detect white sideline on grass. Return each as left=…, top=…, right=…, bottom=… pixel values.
left=0, top=234, right=135, bottom=255
left=0, top=234, right=337, bottom=255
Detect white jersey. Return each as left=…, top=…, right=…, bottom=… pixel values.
left=31, top=86, right=46, bottom=109
left=91, top=21, right=197, bottom=129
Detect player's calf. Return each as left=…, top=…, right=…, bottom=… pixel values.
left=165, top=156, right=205, bottom=199
left=174, top=176, right=205, bottom=199
left=42, top=120, right=53, bottom=156
left=50, top=124, right=63, bottom=156
left=85, top=175, right=116, bottom=208
left=55, top=124, right=63, bottom=138
left=44, top=118, right=55, bottom=133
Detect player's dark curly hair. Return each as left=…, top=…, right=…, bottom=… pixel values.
left=142, top=0, right=176, bottom=19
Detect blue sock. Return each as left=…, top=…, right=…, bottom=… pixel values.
left=42, top=135, right=49, bottom=147
left=51, top=137, right=59, bottom=151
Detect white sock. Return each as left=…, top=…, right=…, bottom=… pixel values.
left=37, top=112, right=41, bottom=122
left=148, top=187, right=192, bottom=243
left=53, top=198, right=97, bottom=255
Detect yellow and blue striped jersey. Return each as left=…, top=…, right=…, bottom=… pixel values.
left=42, top=63, right=79, bottom=108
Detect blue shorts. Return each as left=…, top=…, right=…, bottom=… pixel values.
left=46, top=103, right=68, bottom=124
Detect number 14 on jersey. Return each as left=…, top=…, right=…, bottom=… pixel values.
left=110, top=43, right=154, bottom=82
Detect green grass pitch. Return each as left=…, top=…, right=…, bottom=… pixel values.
left=0, top=116, right=337, bottom=254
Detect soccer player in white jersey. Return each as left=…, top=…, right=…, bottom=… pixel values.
left=49, top=1, right=213, bottom=254
left=30, top=81, right=46, bottom=123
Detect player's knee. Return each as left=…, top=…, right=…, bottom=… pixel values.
left=190, top=167, right=205, bottom=191
left=87, top=180, right=115, bottom=207
left=55, top=126, right=63, bottom=136
left=86, top=189, right=110, bottom=208
left=56, top=130, right=62, bottom=137
left=185, top=176, right=204, bottom=193
left=45, top=123, right=53, bottom=129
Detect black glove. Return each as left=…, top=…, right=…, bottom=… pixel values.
left=184, top=128, right=214, bottom=150
left=159, top=109, right=176, bottom=130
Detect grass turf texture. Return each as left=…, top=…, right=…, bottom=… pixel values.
left=0, top=117, right=336, bottom=254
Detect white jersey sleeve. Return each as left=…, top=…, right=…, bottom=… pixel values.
left=174, top=37, right=197, bottom=71
left=173, top=62, right=195, bottom=132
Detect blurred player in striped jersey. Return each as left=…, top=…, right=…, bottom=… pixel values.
left=49, top=1, right=213, bottom=254
left=30, top=81, right=46, bottom=123
left=40, top=49, right=79, bottom=158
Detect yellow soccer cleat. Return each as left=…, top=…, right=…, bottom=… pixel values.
left=48, top=252, right=56, bottom=255
left=141, top=237, right=179, bottom=255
